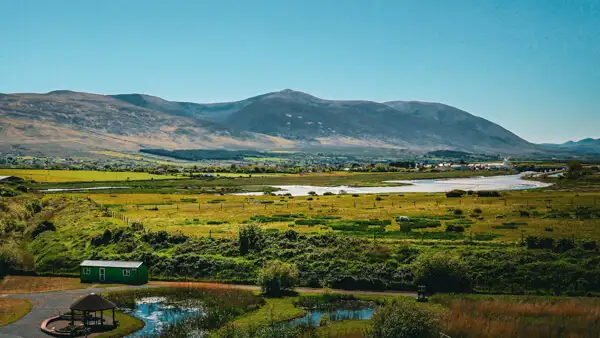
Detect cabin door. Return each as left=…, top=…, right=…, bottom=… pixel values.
left=99, top=268, right=106, bottom=281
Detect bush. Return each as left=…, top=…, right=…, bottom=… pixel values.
left=582, top=241, right=598, bottom=251
left=446, top=190, right=466, bottom=198
left=453, top=209, right=463, bottom=215
left=257, top=260, right=299, bottom=296
left=323, top=192, right=334, bottom=196
left=31, top=220, right=56, bottom=239
left=476, top=190, right=501, bottom=197
left=445, top=225, right=464, bottom=233
left=473, top=208, right=482, bottom=214
left=308, top=191, right=317, bottom=196
left=239, top=224, right=265, bottom=255
left=370, top=300, right=440, bottom=338
left=412, top=253, right=471, bottom=292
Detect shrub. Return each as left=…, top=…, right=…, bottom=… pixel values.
left=370, top=300, right=440, bottom=338
left=323, top=192, right=334, bottom=196
left=453, top=209, right=463, bottom=215
left=446, top=190, right=466, bottom=198
left=554, top=238, right=576, bottom=253
left=308, top=191, right=317, bottom=196
left=476, top=190, right=501, bottom=197
left=582, top=241, right=598, bottom=250
left=526, top=236, right=555, bottom=250
left=473, top=208, right=482, bottom=214
left=412, top=253, right=471, bottom=292
left=31, top=220, right=56, bottom=239
left=376, top=196, right=383, bottom=201
left=257, top=260, right=299, bottom=296
left=0, top=187, right=17, bottom=197
left=239, top=224, right=265, bottom=255
left=445, top=225, right=465, bottom=233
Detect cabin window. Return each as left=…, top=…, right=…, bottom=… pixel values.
left=123, top=269, right=131, bottom=277
left=83, top=268, right=91, bottom=275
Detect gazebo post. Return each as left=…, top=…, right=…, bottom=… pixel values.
left=101, top=310, right=103, bottom=327
left=71, top=310, right=75, bottom=338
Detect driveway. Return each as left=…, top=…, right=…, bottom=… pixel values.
left=0, top=285, right=149, bottom=338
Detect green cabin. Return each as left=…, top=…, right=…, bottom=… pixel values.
left=80, top=260, right=148, bottom=285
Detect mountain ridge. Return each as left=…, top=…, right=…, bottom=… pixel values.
left=1, top=89, right=538, bottom=156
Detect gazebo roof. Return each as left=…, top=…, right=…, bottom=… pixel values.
left=70, top=293, right=116, bottom=311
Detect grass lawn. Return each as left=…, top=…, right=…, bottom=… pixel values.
left=0, top=299, right=32, bottom=327
left=95, top=311, right=145, bottom=338
left=316, top=319, right=370, bottom=338
left=0, top=169, right=182, bottom=182
left=232, top=296, right=306, bottom=326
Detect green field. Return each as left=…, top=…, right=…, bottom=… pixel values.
left=0, top=169, right=182, bottom=182
left=3, top=168, right=600, bottom=327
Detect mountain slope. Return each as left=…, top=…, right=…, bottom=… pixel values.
left=0, top=91, right=292, bottom=155
left=221, top=90, right=533, bottom=152
left=0, top=89, right=536, bottom=155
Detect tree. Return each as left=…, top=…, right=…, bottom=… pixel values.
left=412, top=253, right=471, bottom=292
left=567, top=160, right=584, bottom=178
left=239, top=224, right=265, bottom=255
left=257, top=260, right=299, bottom=296
left=370, top=300, right=440, bottom=338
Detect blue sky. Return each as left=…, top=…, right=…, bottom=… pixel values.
left=1, top=0, right=598, bottom=144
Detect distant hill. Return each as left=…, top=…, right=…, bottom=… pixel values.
left=0, top=89, right=537, bottom=156
left=542, top=138, right=600, bottom=154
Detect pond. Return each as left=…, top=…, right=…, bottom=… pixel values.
left=235, top=173, right=552, bottom=196
left=289, top=307, right=375, bottom=326
left=125, top=297, right=204, bottom=337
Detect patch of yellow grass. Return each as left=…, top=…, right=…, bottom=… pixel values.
left=0, top=298, right=32, bottom=327
left=0, top=276, right=86, bottom=294
left=0, top=169, right=181, bottom=182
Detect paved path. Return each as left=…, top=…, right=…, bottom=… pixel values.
left=0, top=285, right=149, bottom=338
left=0, top=282, right=415, bottom=338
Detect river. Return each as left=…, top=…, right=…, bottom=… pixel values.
left=235, top=173, right=552, bottom=196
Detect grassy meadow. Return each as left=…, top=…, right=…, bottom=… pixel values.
left=84, top=189, right=600, bottom=242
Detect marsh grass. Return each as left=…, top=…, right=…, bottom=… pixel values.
left=434, top=294, right=600, bottom=338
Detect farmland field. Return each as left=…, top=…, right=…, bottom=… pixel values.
left=0, top=169, right=183, bottom=182
left=84, top=189, right=600, bottom=242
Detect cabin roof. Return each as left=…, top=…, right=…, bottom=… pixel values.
left=80, top=260, right=143, bottom=268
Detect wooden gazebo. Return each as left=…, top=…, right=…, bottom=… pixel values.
left=69, top=293, right=117, bottom=334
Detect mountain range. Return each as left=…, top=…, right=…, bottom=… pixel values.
left=542, top=138, right=600, bottom=154
left=1, top=89, right=538, bottom=156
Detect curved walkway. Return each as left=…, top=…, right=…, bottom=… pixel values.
left=0, top=282, right=415, bottom=338
left=0, top=285, right=149, bottom=338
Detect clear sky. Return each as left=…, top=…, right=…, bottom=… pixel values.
left=1, top=0, right=598, bottom=144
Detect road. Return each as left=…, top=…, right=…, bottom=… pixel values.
left=0, top=282, right=415, bottom=338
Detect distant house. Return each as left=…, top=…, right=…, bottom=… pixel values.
left=0, top=176, right=24, bottom=184
left=80, top=260, right=148, bottom=285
